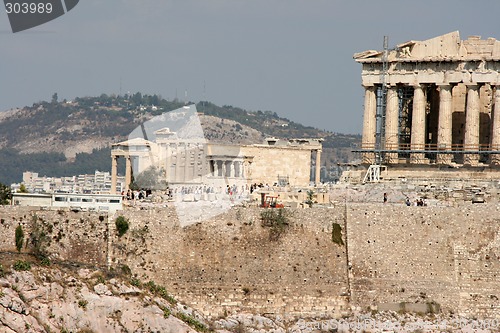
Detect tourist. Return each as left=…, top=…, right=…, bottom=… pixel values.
left=383, top=193, right=387, bottom=204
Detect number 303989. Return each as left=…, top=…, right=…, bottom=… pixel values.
left=5, top=2, right=53, bottom=14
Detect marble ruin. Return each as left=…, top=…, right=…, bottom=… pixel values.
left=354, top=31, right=500, bottom=167
left=110, top=130, right=323, bottom=193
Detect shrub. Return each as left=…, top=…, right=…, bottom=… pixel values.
left=176, top=312, right=207, bottom=332
left=78, top=299, right=88, bottom=309
left=40, top=257, right=51, bottom=266
left=115, top=216, right=129, bottom=237
left=331, top=222, right=344, bottom=246
left=13, top=260, right=31, bottom=271
left=260, top=208, right=290, bottom=241
left=15, top=225, right=24, bottom=253
left=305, top=190, right=314, bottom=207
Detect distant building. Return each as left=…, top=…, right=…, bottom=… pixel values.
left=11, top=192, right=123, bottom=212
left=17, top=170, right=126, bottom=194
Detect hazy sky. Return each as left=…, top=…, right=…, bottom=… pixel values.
left=2, top=0, right=500, bottom=134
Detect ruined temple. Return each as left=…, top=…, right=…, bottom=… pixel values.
left=354, top=31, right=500, bottom=168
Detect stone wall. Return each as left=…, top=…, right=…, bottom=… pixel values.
left=110, top=207, right=349, bottom=318
left=347, top=202, right=500, bottom=318
left=0, top=207, right=108, bottom=266
left=1, top=202, right=499, bottom=319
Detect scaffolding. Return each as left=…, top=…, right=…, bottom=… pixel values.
left=364, top=36, right=389, bottom=183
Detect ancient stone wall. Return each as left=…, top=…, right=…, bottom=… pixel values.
left=0, top=207, right=108, bottom=266
left=110, top=207, right=350, bottom=318
left=347, top=203, right=500, bottom=318
left=1, top=202, right=499, bottom=319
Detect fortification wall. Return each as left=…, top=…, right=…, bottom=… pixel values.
left=110, top=207, right=349, bottom=318
left=0, top=207, right=107, bottom=266
left=0, top=203, right=499, bottom=319
left=347, top=202, right=500, bottom=318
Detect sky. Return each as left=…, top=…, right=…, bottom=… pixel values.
left=1, top=0, right=500, bottom=134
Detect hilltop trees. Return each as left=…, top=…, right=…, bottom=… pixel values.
left=0, top=182, right=12, bottom=205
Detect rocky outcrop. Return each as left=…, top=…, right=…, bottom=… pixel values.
left=0, top=265, right=201, bottom=333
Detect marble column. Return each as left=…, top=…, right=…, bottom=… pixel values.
left=125, top=156, right=132, bottom=190
left=230, top=161, right=235, bottom=178
left=362, top=86, right=377, bottom=164
left=410, top=84, right=426, bottom=163
left=464, top=84, right=480, bottom=165
left=165, top=144, right=172, bottom=182
left=184, top=144, right=190, bottom=182
left=385, top=86, right=399, bottom=164
left=111, top=156, right=117, bottom=194
left=241, top=161, right=246, bottom=179
left=315, top=149, right=322, bottom=186
left=437, top=84, right=453, bottom=164
left=175, top=143, right=181, bottom=182
left=193, top=144, right=199, bottom=180
left=492, top=86, right=500, bottom=165
left=221, top=161, right=226, bottom=178
left=213, top=160, right=219, bottom=177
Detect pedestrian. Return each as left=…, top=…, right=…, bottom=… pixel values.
left=383, top=192, right=388, bottom=204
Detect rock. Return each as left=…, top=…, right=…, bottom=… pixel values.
left=93, top=283, right=112, bottom=296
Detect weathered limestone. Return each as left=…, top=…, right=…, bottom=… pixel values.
left=355, top=31, right=500, bottom=167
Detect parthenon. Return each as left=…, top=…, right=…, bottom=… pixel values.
left=354, top=31, right=500, bottom=167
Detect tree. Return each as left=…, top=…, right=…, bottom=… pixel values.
left=134, top=166, right=167, bottom=190
left=15, top=225, right=24, bottom=252
left=51, top=92, right=58, bottom=104
left=0, top=183, right=12, bottom=205
left=18, top=184, right=28, bottom=193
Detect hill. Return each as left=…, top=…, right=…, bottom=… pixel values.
left=0, top=94, right=361, bottom=184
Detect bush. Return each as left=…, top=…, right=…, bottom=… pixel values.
left=260, top=208, right=290, bottom=241
left=176, top=312, right=207, bottom=332
left=331, top=222, right=344, bottom=246
left=115, top=216, right=129, bottom=237
left=13, top=260, right=31, bottom=271
left=15, top=225, right=24, bottom=253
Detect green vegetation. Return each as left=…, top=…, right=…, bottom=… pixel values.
left=13, top=260, right=31, bottom=271
left=78, top=299, right=88, bottom=309
left=144, top=280, right=177, bottom=305
left=29, top=215, right=51, bottom=259
left=132, top=166, right=167, bottom=190
left=159, top=305, right=171, bottom=318
left=115, top=216, right=129, bottom=237
left=331, top=222, right=344, bottom=246
left=0, top=264, right=5, bottom=277
left=305, top=189, right=314, bottom=208
left=18, top=184, right=28, bottom=193
left=0, top=182, right=11, bottom=205
left=260, top=208, right=290, bottom=241
left=15, top=224, right=24, bottom=252
left=175, top=312, right=208, bottom=332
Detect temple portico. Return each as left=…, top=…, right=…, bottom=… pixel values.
left=354, top=32, right=500, bottom=167
left=110, top=129, right=323, bottom=194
